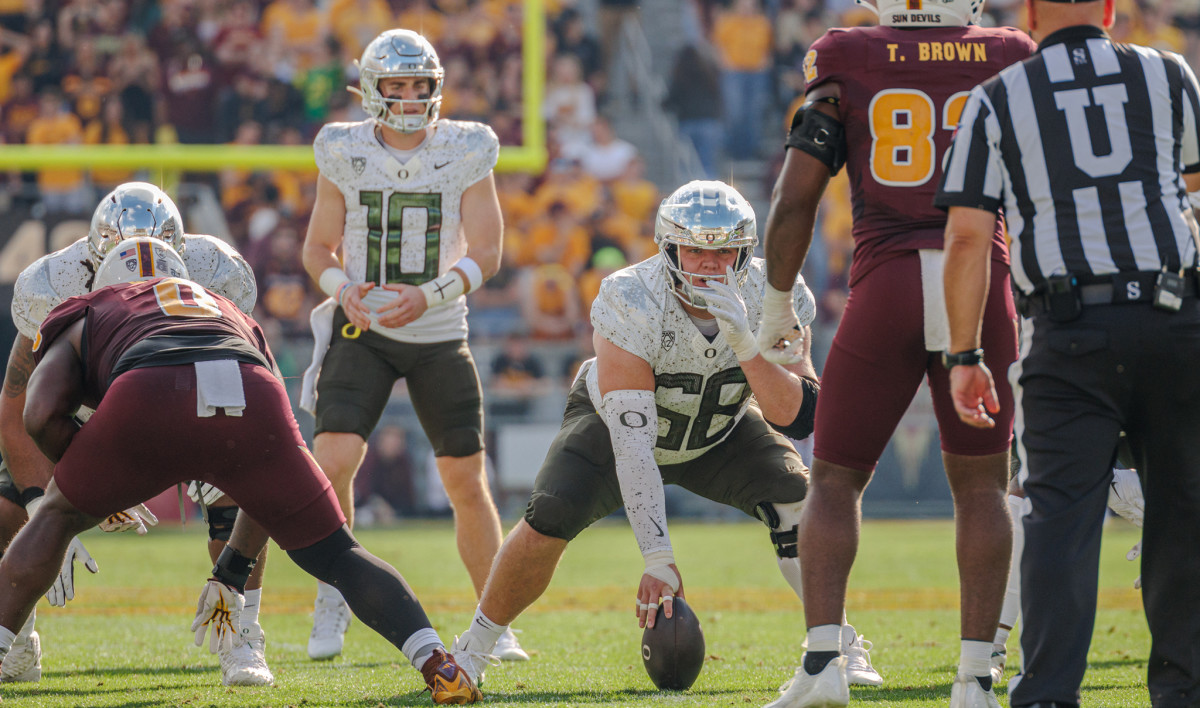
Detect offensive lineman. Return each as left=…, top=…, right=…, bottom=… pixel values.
left=449, top=181, right=880, bottom=690
left=754, top=1, right=1037, bottom=705
left=299, top=28, right=524, bottom=662
left=0, top=183, right=272, bottom=686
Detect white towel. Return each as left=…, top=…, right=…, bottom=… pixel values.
left=195, top=360, right=245, bottom=417
left=918, top=249, right=951, bottom=353
left=300, top=298, right=337, bottom=416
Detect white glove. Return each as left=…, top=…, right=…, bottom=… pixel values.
left=705, top=268, right=758, bottom=361
left=191, top=579, right=244, bottom=654
left=47, top=536, right=99, bottom=607
left=1108, top=467, right=1144, bottom=527
left=757, top=283, right=805, bottom=365
left=187, top=481, right=225, bottom=506
left=99, top=503, right=160, bottom=535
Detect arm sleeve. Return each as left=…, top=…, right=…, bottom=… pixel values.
left=601, top=388, right=672, bottom=558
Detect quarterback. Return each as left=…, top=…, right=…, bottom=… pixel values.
left=449, top=181, right=879, bottom=691
left=754, top=0, right=1036, bottom=705
left=299, top=28, right=524, bottom=662
left=0, top=183, right=272, bottom=686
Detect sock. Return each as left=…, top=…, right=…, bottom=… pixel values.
left=402, top=627, right=443, bottom=670
left=242, top=588, right=262, bottom=633
left=999, top=494, right=1026, bottom=643
left=802, top=624, right=841, bottom=674
left=316, top=581, right=345, bottom=606
left=15, top=609, right=35, bottom=642
left=464, top=605, right=506, bottom=653
left=960, top=639, right=992, bottom=680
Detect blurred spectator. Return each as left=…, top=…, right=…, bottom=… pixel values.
left=260, top=0, right=325, bottom=77
left=490, top=331, right=549, bottom=415
left=664, top=43, right=723, bottom=178
left=571, top=114, right=636, bottom=182
left=519, top=262, right=582, bottom=340
left=24, top=18, right=62, bottom=93
left=328, top=0, right=390, bottom=65
left=355, top=423, right=419, bottom=518
left=107, top=32, right=158, bottom=142
left=542, top=52, right=595, bottom=155
left=552, top=8, right=602, bottom=86
left=61, top=38, right=111, bottom=124
left=520, top=199, right=591, bottom=275
left=26, top=86, right=89, bottom=213
left=596, top=0, right=638, bottom=72
left=3, top=72, right=36, bottom=143
left=0, top=27, right=30, bottom=103
left=217, top=70, right=270, bottom=143
left=211, top=0, right=262, bottom=84
left=467, top=246, right=524, bottom=340
left=161, top=42, right=218, bottom=144
left=294, top=36, right=343, bottom=136
left=712, top=0, right=772, bottom=159
left=608, top=154, right=658, bottom=222
left=396, top=0, right=447, bottom=47
left=84, top=95, right=134, bottom=190
left=559, top=325, right=596, bottom=385
left=578, top=245, right=627, bottom=315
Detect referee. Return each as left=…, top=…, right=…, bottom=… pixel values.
left=934, top=0, right=1200, bottom=705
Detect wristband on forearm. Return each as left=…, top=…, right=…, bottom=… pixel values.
left=212, top=546, right=257, bottom=593
left=418, top=256, right=484, bottom=309
left=318, top=267, right=351, bottom=301
left=19, top=486, right=45, bottom=511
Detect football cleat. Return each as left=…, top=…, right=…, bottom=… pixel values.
left=421, top=648, right=482, bottom=704
left=219, top=627, right=274, bottom=686
left=841, top=624, right=882, bottom=686
left=308, top=596, right=352, bottom=660
left=450, top=634, right=500, bottom=688
left=949, top=674, right=1001, bottom=708
left=989, top=646, right=1006, bottom=685
left=0, top=630, right=41, bottom=683
left=767, top=655, right=849, bottom=708
left=493, top=627, right=530, bottom=662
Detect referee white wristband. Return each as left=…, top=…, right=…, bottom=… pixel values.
left=418, top=256, right=485, bottom=309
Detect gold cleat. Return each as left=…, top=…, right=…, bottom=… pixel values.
left=421, top=648, right=483, bottom=705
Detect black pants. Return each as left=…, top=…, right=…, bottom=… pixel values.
left=1011, top=299, right=1200, bottom=708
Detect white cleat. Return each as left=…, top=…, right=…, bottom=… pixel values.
left=450, top=633, right=501, bottom=688
left=766, top=655, right=849, bottom=708
left=0, top=631, right=41, bottom=683
left=842, top=624, right=882, bottom=686
left=219, top=627, right=275, bottom=686
left=308, top=596, right=352, bottom=660
left=493, top=627, right=529, bottom=662
left=950, top=674, right=1001, bottom=708
left=989, top=647, right=1006, bottom=686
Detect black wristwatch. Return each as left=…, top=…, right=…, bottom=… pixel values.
left=942, top=348, right=984, bottom=370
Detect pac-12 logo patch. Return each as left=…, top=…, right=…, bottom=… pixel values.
left=351, top=157, right=366, bottom=175
left=661, top=330, right=676, bottom=350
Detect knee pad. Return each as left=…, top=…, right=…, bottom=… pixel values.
left=318, top=404, right=375, bottom=441
left=523, top=492, right=584, bottom=542
left=207, top=506, right=240, bottom=542
left=434, top=426, right=483, bottom=458
left=756, top=500, right=805, bottom=559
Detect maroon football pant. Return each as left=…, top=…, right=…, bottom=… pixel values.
left=813, top=251, right=1016, bottom=472
left=54, top=363, right=344, bottom=550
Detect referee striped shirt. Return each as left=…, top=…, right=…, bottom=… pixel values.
left=934, top=24, right=1200, bottom=295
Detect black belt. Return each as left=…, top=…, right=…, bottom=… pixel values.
left=1018, top=270, right=1199, bottom=318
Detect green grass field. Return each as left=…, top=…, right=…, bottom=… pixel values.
left=0, top=519, right=1149, bottom=707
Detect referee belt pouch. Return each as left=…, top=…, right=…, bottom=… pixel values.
left=1017, top=269, right=1200, bottom=321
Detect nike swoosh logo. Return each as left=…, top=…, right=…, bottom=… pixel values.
left=434, top=161, right=453, bottom=170
left=650, top=518, right=665, bottom=537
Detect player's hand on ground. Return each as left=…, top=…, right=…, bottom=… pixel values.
left=636, top=563, right=683, bottom=629
left=757, top=286, right=805, bottom=365
left=192, top=578, right=244, bottom=654
left=99, top=503, right=159, bottom=535
left=340, top=282, right=375, bottom=331
left=706, top=269, right=758, bottom=361
left=949, top=363, right=999, bottom=429
left=46, top=536, right=99, bottom=607
left=374, top=283, right=428, bottom=328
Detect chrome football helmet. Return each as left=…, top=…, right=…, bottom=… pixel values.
left=857, top=0, right=983, bottom=27
left=88, top=182, right=185, bottom=268
left=92, top=236, right=189, bottom=291
left=353, top=29, right=443, bottom=133
left=655, top=180, right=757, bottom=309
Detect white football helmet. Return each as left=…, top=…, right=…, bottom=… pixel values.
left=88, top=182, right=185, bottom=268
left=92, top=236, right=189, bottom=291
left=655, top=180, right=757, bottom=309
left=353, top=29, right=443, bottom=133
left=857, top=0, right=984, bottom=27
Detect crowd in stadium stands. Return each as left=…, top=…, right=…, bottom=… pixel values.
left=2, top=0, right=1199, bottom=513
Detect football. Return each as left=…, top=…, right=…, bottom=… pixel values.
left=641, top=596, right=706, bottom=690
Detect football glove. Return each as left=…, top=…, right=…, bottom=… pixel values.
left=192, top=578, right=244, bottom=654
left=46, top=536, right=99, bottom=607
left=99, top=503, right=159, bottom=535
left=187, top=481, right=224, bottom=506
left=705, top=270, right=758, bottom=361
left=1108, top=467, right=1144, bottom=527
left=757, top=284, right=805, bottom=365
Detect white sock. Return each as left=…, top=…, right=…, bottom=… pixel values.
left=998, top=494, right=1026, bottom=644
left=402, top=627, right=443, bottom=670
left=15, top=609, right=35, bottom=642
left=959, top=639, right=992, bottom=678
left=242, top=588, right=262, bottom=632
left=316, top=581, right=345, bottom=606
left=464, top=605, right=506, bottom=653
left=806, top=624, right=841, bottom=653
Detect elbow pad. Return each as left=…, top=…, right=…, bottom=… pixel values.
left=601, top=389, right=672, bottom=557
left=785, top=101, right=846, bottom=175
left=768, top=377, right=819, bottom=440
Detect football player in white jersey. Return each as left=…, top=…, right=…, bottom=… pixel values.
left=299, top=28, right=525, bottom=662
left=447, top=181, right=881, bottom=691
left=0, top=182, right=273, bottom=687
